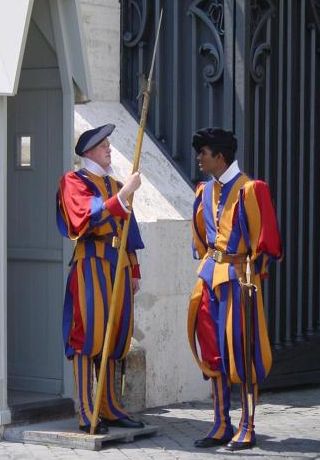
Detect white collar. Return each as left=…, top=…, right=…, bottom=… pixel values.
left=214, top=160, right=240, bottom=184
left=81, top=157, right=114, bottom=177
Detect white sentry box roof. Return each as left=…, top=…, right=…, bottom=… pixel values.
left=0, top=0, right=91, bottom=100
left=0, top=0, right=34, bottom=96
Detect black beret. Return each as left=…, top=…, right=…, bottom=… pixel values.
left=75, top=123, right=115, bottom=156
left=192, top=127, right=237, bottom=153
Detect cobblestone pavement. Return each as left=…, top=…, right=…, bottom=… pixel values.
left=0, top=386, right=320, bottom=460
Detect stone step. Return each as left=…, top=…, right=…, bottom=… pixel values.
left=4, top=417, right=159, bottom=451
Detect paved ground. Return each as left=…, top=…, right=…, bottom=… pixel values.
left=0, top=385, right=320, bottom=459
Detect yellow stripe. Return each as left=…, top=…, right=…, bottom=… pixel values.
left=212, top=262, right=229, bottom=289
left=243, top=181, right=261, bottom=259
left=110, top=270, right=126, bottom=353
left=98, top=360, right=114, bottom=420
left=120, top=271, right=134, bottom=359
left=90, top=259, right=105, bottom=356
left=81, top=355, right=91, bottom=424
left=226, top=287, right=241, bottom=383
left=73, top=356, right=84, bottom=425
left=77, top=262, right=87, bottom=334
left=109, top=359, right=128, bottom=415
left=214, top=175, right=248, bottom=251
left=255, top=276, right=273, bottom=375
left=73, top=354, right=93, bottom=426
left=214, top=374, right=227, bottom=438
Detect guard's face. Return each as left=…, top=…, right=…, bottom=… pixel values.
left=86, top=138, right=111, bottom=169
left=197, top=145, right=222, bottom=176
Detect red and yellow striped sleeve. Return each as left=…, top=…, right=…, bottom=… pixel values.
left=243, top=180, right=282, bottom=261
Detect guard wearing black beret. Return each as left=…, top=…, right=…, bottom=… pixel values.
left=57, top=124, right=145, bottom=433
left=188, top=127, right=282, bottom=451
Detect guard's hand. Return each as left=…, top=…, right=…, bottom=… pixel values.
left=234, top=263, right=245, bottom=280
left=118, top=172, right=141, bottom=202
left=132, top=278, right=140, bottom=294
left=125, top=171, right=141, bottom=193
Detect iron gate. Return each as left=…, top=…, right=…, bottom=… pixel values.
left=120, top=0, right=320, bottom=387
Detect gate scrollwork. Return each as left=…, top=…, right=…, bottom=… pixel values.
left=250, top=0, right=276, bottom=84
left=123, top=0, right=148, bottom=48
left=188, top=0, right=224, bottom=85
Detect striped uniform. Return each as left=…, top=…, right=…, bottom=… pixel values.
left=188, top=170, right=281, bottom=444
left=57, top=169, right=144, bottom=426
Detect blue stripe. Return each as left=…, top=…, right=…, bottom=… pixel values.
left=232, top=281, right=245, bottom=381
left=96, top=258, right=108, bottom=330
left=252, top=291, right=266, bottom=382
left=203, top=180, right=216, bottom=244
left=127, top=212, right=145, bottom=251
left=83, top=260, right=95, bottom=355
left=78, top=356, right=91, bottom=426
left=90, top=196, right=104, bottom=227
left=112, top=267, right=132, bottom=359
left=104, top=176, right=113, bottom=196
left=62, top=266, right=76, bottom=358
left=208, top=378, right=221, bottom=437
left=87, top=357, right=93, bottom=413
left=215, top=173, right=242, bottom=229
left=198, top=257, right=215, bottom=289
left=106, top=359, right=126, bottom=419
left=238, top=189, right=251, bottom=252
left=226, top=211, right=242, bottom=253
left=56, top=193, right=69, bottom=237
left=217, top=283, right=229, bottom=375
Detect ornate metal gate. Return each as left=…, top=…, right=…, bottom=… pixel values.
left=120, top=0, right=320, bottom=387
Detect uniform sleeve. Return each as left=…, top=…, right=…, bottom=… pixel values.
left=192, top=182, right=208, bottom=259
left=57, top=172, right=127, bottom=240
left=242, top=180, right=282, bottom=262
left=128, top=251, right=141, bottom=279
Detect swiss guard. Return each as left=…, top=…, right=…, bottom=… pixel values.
left=56, top=124, right=144, bottom=434
left=188, top=127, right=282, bottom=450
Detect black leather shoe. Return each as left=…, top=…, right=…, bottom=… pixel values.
left=103, top=416, right=145, bottom=429
left=225, top=439, right=256, bottom=451
left=194, top=437, right=231, bottom=448
left=79, top=420, right=109, bottom=435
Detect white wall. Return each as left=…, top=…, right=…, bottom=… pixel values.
left=79, top=0, right=120, bottom=102
left=77, top=1, right=210, bottom=406
left=136, top=220, right=208, bottom=407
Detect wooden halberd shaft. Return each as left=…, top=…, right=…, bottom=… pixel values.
left=90, top=10, right=163, bottom=435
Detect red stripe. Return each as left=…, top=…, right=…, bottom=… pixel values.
left=254, top=181, right=282, bottom=258
left=105, top=194, right=128, bottom=219
left=131, top=264, right=141, bottom=279
left=196, top=285, right=222, bottom=371
left=69, top=265, right=85, bottom=351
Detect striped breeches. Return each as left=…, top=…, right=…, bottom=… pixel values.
left=73, top=353, right=128, bottom=427
left=207, top=372, right=257, bottom=444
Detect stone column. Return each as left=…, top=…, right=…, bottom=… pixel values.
left=0, top=96, right=11, bottom=429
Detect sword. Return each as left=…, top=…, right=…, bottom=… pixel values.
left=239, top=255, right=257, bottom=417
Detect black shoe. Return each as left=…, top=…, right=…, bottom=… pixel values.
left=194, top=437, right=231, bottom=448
left=103, top=416, right=145, bottom=429
left=79, top=420, right=109, bottom=435
left=225, top=439, right=256, bottom=451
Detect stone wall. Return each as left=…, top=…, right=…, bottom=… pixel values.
left=79, top=0, right=120, bottom=102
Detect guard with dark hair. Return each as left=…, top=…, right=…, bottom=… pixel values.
left=188, top=127, right=282, bottom=451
